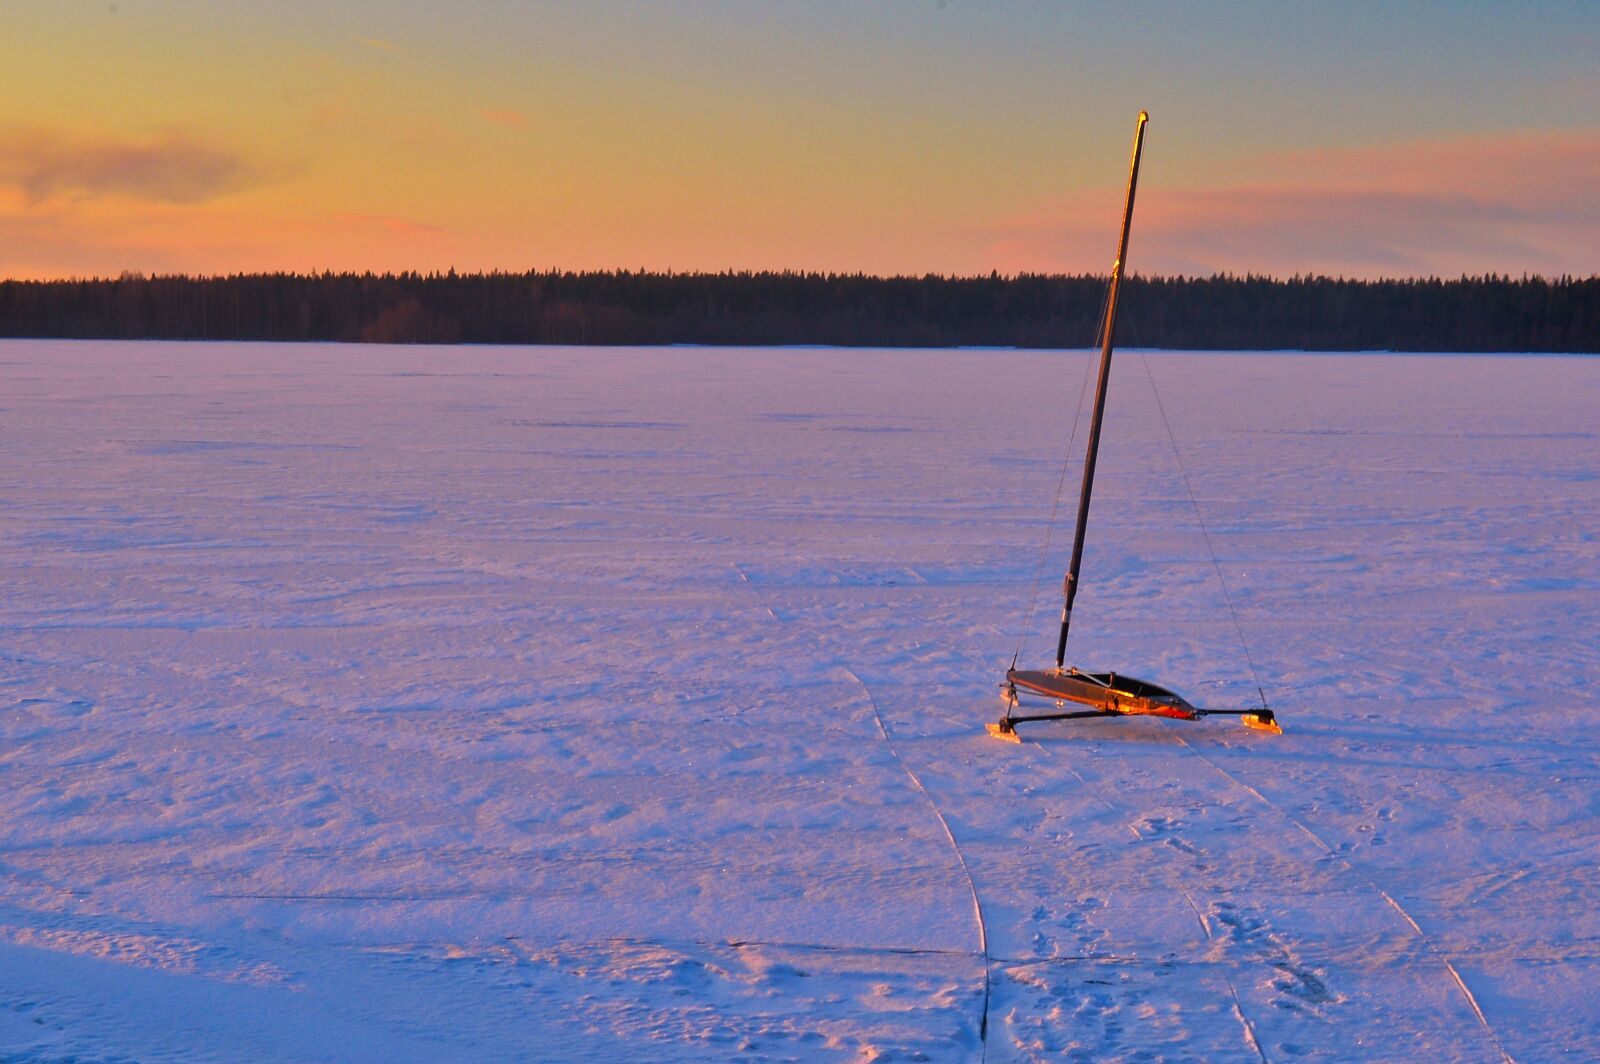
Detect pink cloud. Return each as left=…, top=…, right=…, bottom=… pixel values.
left=335, top=212, right=444, bottom=236
left=478, top=108, right=529, bottom=129
left=988, top=129, right=1600, bottom=278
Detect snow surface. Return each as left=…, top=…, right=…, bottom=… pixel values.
left=2, top=339, right=1596, bottom=1062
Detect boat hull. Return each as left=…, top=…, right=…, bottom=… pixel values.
left=1006, top=667, right=1201, bottom=720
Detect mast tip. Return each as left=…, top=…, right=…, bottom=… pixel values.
left=1138, top=110, right=1149, bottom=123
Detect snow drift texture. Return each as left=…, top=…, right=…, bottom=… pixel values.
left=2, top=340, right=1596, bottom=1062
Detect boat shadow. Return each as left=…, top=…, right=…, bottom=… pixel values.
left=1009, top=715, right=1593, bottom=779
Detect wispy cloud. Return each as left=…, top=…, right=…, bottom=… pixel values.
left=478, top=108, right=529, bottom=130
left=0, top=192, right=450, bottom=280
left=988, top=129, right=1600, bottom=278
left=0, top=128, right=262, bottom=206
left=0, top=207, right=119, bottom=277
left=351, top=35, right=400, bottom=54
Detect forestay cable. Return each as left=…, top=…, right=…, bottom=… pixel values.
left=1137, top=351, right=1270, bottom=711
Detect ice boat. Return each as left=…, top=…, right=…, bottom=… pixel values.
left=990, top=112, right=1279, bottom=742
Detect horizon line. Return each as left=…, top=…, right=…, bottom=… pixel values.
left=5, top=269, right=1596, bottom=286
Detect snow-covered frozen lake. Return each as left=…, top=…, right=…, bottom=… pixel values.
left=2, top=340, right=1596, bottom=1062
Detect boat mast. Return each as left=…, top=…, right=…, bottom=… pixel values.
left=1054, top=110, right=1149, bottom=671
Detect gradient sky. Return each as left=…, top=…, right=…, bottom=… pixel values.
left=3, top=1, right=1596, bottom=279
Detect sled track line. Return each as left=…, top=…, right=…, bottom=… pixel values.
left=729, top=563, right=993, bottom=1060
left=920, top=641, right=1270, bottom=1062
left=941, top=638, right=1514, bottom=1062
left=1177, top=883, right=1269, bottom=1064
left=1161, top=728, right=1518, bottom=1064
left=1014, top=727, right=1271, bottom=1064
left=841, top=665, right=993, bottom=1056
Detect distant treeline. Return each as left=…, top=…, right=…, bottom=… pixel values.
left=0, top=271, right=1595, bottom=352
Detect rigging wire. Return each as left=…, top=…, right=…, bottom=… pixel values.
left=1136, top=350, right=1271, bottom=711
left=1010, top=279, right=1114, bottom=668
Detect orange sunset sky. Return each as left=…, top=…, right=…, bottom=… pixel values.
left=2, top=1, right=1596, bottom=280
